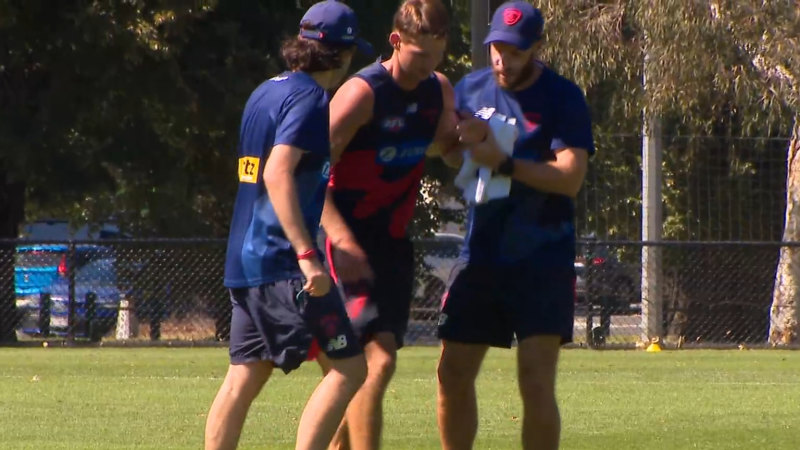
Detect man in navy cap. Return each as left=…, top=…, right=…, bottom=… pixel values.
left=436, top=2, right=595, bottom=449
left=205, top=2, right=371, bottom=449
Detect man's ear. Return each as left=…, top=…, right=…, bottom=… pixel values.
left=389, top=32, right=401, bottom=49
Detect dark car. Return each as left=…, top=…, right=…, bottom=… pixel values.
left=574, top=240, right=640, bottom=314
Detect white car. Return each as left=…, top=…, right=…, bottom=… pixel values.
left=411, top=233, right=464, bottom=321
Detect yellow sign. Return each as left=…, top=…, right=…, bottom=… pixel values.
left=238, top=157, right=260, bottom=183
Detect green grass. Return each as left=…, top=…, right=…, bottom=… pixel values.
left=1, top=347, right=798, bottom=449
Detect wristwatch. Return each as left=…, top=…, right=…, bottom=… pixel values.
left=496, top=155, right=515, bottom=176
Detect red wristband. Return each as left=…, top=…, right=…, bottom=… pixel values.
left=296, top=249, right=316, bottom=261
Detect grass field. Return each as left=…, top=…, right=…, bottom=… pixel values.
left=1, top=346, right=798, bottom=449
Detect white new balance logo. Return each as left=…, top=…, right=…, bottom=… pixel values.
left=327, top=335, right=348, bottom=351
left=474, top=107, right=495, bottom=120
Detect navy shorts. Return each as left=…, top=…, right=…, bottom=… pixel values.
left=437, top=261, right=575, bottom=347
left=325, top=234, right=414, bottom=348
left=229, top=279, right=361, bottom=373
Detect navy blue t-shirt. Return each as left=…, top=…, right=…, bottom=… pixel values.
left=454, top=65, right=595, bottom=267
left=224, top=71, right=331, bottom=287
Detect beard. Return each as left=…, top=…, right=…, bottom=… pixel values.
left=493, top=58, right=536, bottom=91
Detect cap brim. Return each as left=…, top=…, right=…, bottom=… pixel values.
left=483, top=30, right=533, bottom=50
left=355, top=38, right=374, bottom=55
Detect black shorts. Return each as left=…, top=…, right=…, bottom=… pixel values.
left=437, top=261, right=575, bottom=347
left=325, top=234, right=414, bottom=349
left=228, top=279, right=361, bottom=373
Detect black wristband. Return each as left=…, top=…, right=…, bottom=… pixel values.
left=496, top=155, right=515, bottom=176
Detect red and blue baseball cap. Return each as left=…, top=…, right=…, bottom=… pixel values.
left=483, top=1, right=544, bottom=50
left=299, top=0, right=373, bottom=54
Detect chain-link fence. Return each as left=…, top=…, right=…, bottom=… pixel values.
left=575, top=135, right=790, bottom=242
left=1, top=238, right=795, bottom=348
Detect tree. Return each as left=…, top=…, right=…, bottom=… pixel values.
left=537, top=0, right=798, bottom=343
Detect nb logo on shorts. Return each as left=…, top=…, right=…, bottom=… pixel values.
left=327, top=334, right=348, bottom=352
left=238, top=157, right=260, bottom=183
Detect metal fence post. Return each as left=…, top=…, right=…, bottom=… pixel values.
left=86, top=291, right=98, bottom=342
left=470, top=0, right=489, bottom=69
left=66, top=242, right=77, bottom=342
left=641, top=47, right=664, bottom=343
left=38, top=293, right=51, bottom=337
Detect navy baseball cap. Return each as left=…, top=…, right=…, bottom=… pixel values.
left=483, top=1, right=544, bottom=50
left=299, top=0, right=373, bottom=54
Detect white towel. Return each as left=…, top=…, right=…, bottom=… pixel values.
left=454, top=112, right=518, bottom=204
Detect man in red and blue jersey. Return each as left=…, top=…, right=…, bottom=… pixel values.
left=436, top=2, right=595, bottom=449
left=206, top=2, right=373, bottom=449
left=317, top=1, right=458, bottom=448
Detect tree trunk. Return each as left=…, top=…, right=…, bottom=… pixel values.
left=769, top=116, right=800, bottom=345
left=0, top=173, right=25, bottom=342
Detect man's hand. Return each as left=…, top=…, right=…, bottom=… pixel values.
left=298, top=258, right=331, bottom=297
left=455, top=111, right=490, bottom=146
left=466, top=128, right=506, bottom=170
left=331, top=238, right=374, bottom=284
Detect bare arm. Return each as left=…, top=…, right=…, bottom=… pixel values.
left=263, top=145, right=315, bottom=253
left=467, top=131, right=589, bottom=197
left=426, top=72, right=461, bottom=166
left=263, top=144, right=329, bottom=295
left=321, top=77, right=375, bottom=282
left=508, top=147, right=589, bottom=197
left=322, top=77, right=373, bottom=245
left=329, top=77, right=373, bottom=165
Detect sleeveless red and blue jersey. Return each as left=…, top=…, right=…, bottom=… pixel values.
left=329, top=62, right=443, bottom=239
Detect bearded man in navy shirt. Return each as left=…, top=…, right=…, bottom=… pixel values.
left=436, top=2, right=595, bottom=449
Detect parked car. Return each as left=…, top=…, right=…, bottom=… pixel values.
left=411, top=233, right=641, bottom=324
left=574, top=239, right=640, bottom=314
left=411, top=233, right=463, bottom=321
left=15, top=244, right=121, bottom=340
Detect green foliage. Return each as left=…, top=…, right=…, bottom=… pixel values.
left=1, top=0, right=798, bottom=240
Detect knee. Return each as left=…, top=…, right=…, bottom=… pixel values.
left=437, top=357, right=476, bottom=393
left=367, top=351, right=396, bottom=385
left=518, top=367, right=556, bottom=405
left=223, top=364, right=270, bottom=400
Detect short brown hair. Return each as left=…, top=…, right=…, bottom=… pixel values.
left=280, top=33, right=353, bottom=72
left=393, top=0, right=449, bottom=39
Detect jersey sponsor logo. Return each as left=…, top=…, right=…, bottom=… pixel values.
left=377, top=143, right=427, bottom=166
left=381, top=116, right=405, bottom=132
left=378, top=146, right=398, bottom=162
left=238, top=157, right=260, bottom=183
left=503, top=8, right=522, bottom=26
